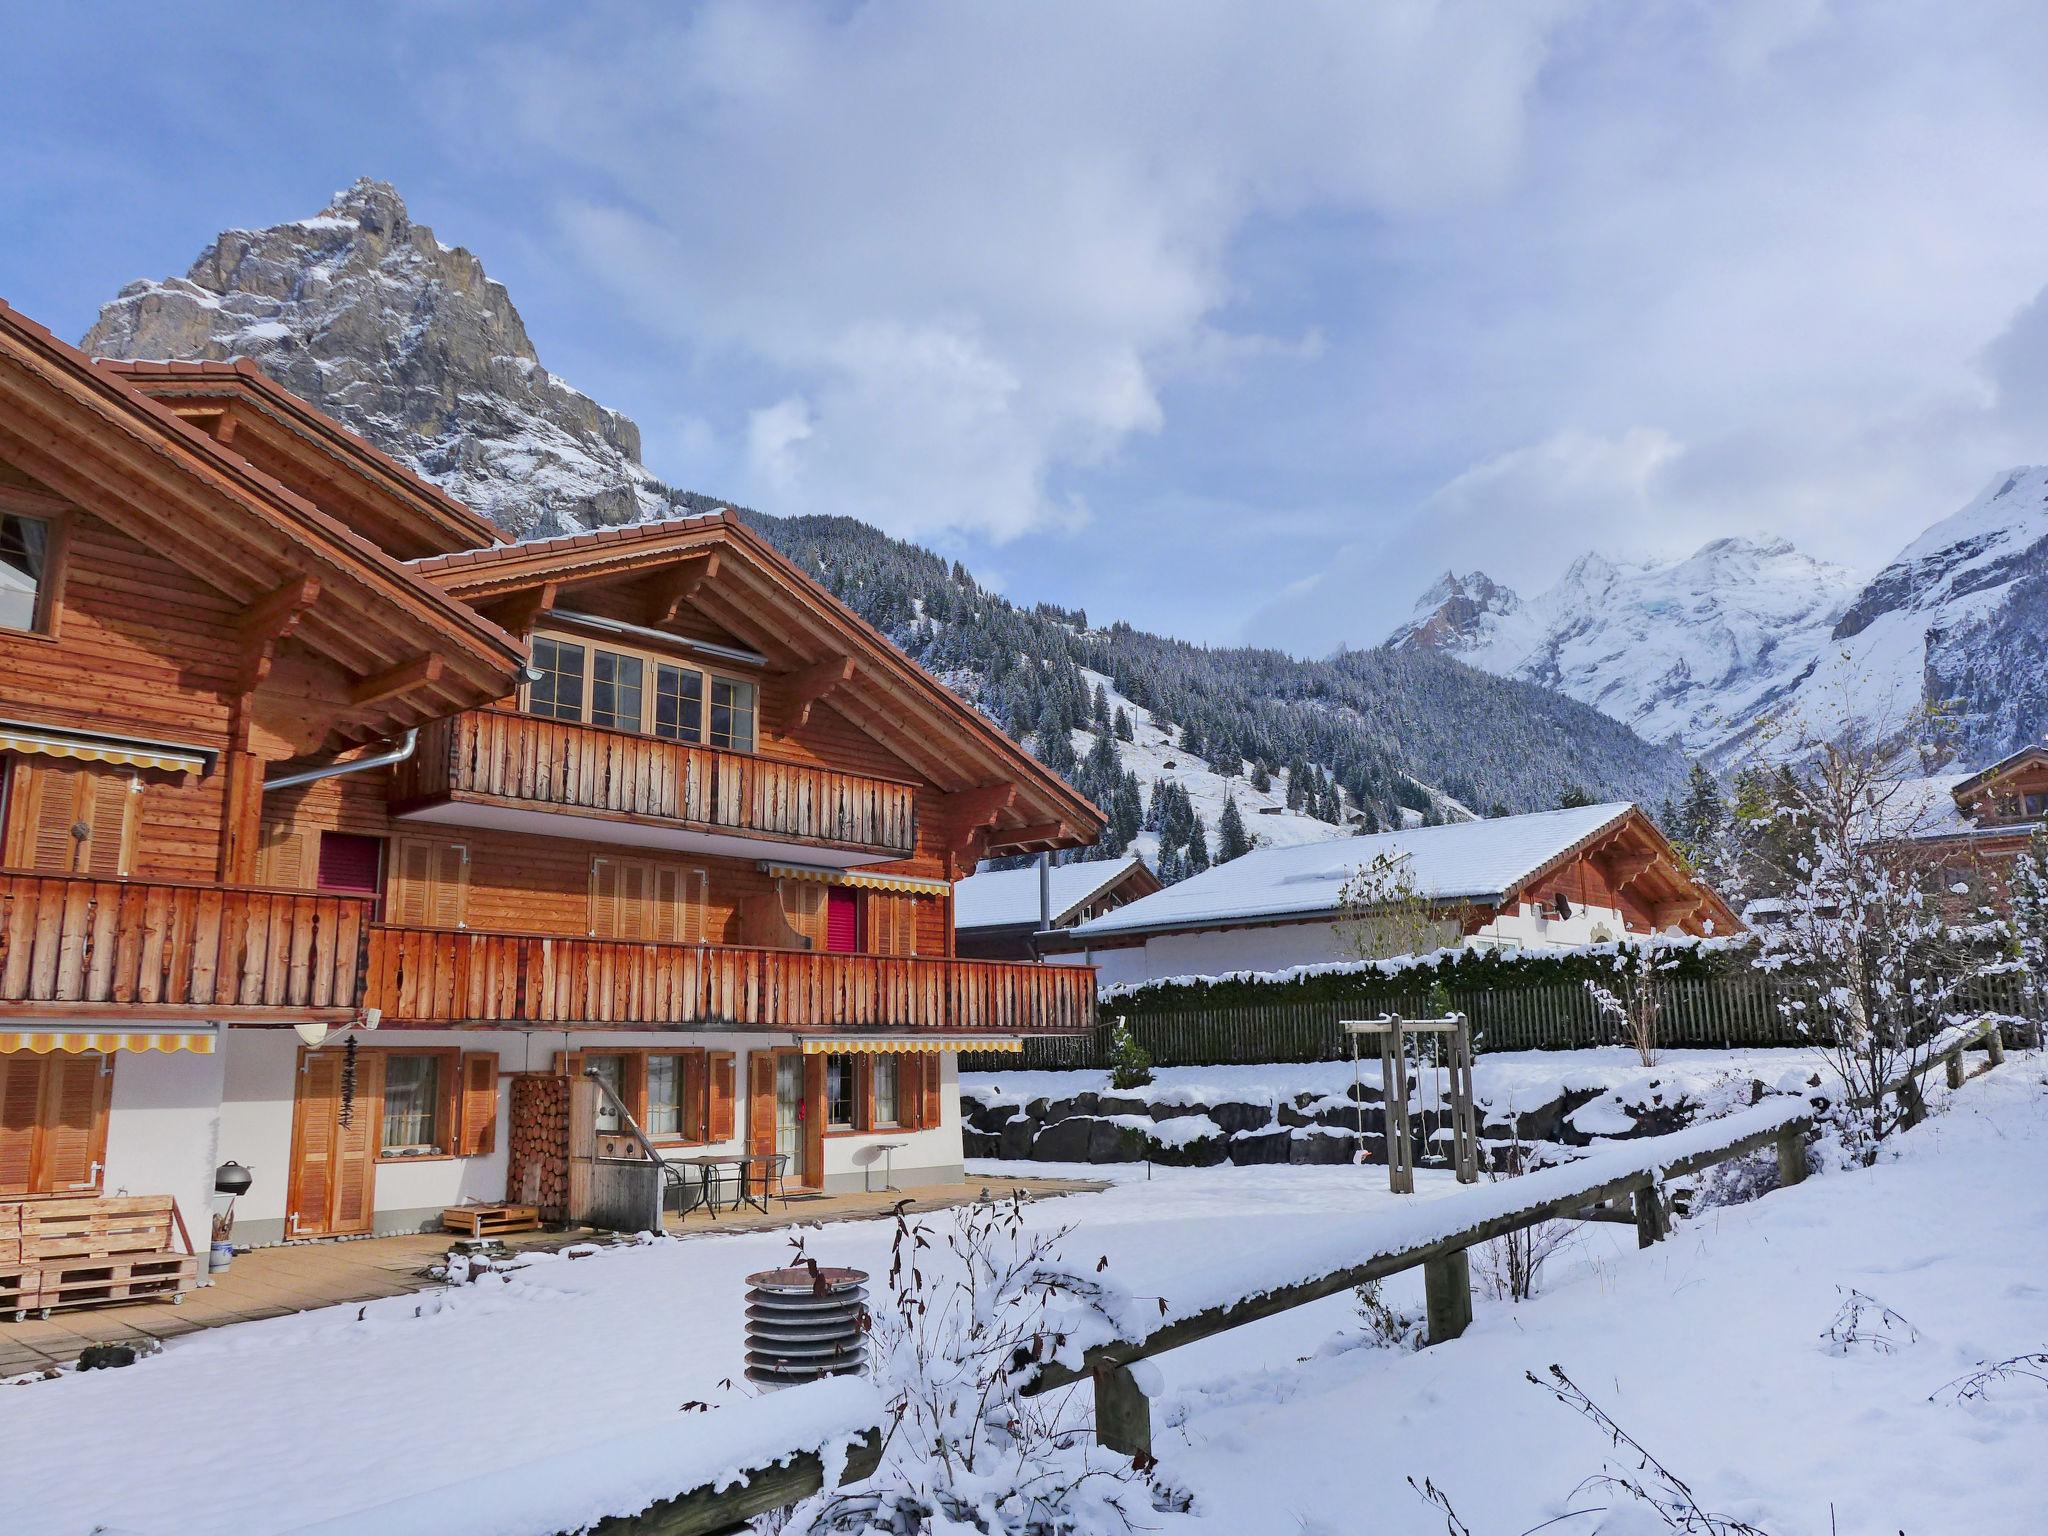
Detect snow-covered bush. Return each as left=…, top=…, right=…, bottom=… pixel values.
left=784, top=1194, right=1162, bottom=1534
left=1105, top=1017, right=1153, bottom=1090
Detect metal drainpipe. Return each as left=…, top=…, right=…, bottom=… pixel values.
left=1034, top=850, right=1052, bottom=964
left=261, top=728, right=419, bottom=793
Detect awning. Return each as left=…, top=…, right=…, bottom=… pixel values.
left=0, top=721, right=211, bottom=776
left=800, top=1036, right=1022, bottom=1055
left=0, top=1027, right=216, bottom=1055
left=762, top=863, right=950, bottom=897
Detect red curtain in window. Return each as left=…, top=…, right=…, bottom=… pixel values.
left=825, top=888, right=859, bottom=953
left=317, top=833, right=384, bottom=895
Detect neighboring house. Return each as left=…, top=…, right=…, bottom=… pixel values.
left=952, top=854, right=1162, bottom=961
left=1046, top=803, right=1738, bottom=989
left=0, top=304, right=1101, bottom=1256
left=1859, top=745, right=2048, bottom=907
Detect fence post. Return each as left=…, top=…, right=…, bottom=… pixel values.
left=1423, top=1247, right=1472, bottom=1345
left=1634, top=1181, right=1669, bottom=1249
left=1986, top=1021, right=2006, bottom=1067
left=1093, top=1363, right=1152, bottom=1459
left=1775, top=1124, right=1807, bottom=1188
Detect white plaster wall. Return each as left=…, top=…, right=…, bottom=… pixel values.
left=1472, top=902, right=1635, bottom=951
left=217, top=1026, right=300, bottom=1238
left=102, top=1047, right=226, bottom=1268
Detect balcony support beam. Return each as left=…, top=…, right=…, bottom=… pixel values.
left=647, top=552, right=720, bottom=627
left=775, top=655, right=857, bottom=735
left=349, top=654, right=445, bottom=710
left=481, top=580, right=558, bottom=639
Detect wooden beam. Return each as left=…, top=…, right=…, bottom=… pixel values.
left=987, top=820, right=1070, bottom=851
left=647, top=551, right=720, bottom=627
left=349, top=653, right=445, bottom=709
left=236, top=576, right=321, bottom=648
left=775, top=654, right=856, bottom=734
left=480, top=580, right=558, bottom=639
left=1603, top=850, right=1657, bottom=890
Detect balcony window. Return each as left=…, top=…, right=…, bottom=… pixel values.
left=381, top=1054, right=445, bottom=1154
left=0, top=513, right=53, bottom=633
left=872, top=1057, right=901, bottom=1128
left=710, top=678, right=756, bottom=753
left=652, top=663, right=704, bottom=743
left=591, top=650, right=644, bottom=732
left=825, top=1053, right=858, bottom=1129
left=529, top=637, right=586, bottom=722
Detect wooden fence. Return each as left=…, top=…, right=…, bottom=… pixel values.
left=959, top=966, right=2046, bottom=1071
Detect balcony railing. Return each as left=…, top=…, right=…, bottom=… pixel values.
left=365, top=925, right=1096, bottom=1036
left=0, top=872, right=370, bottom=1017
left=393, top=711, right=918, bottom=857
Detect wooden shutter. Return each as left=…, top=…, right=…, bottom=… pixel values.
left=37, top=1053, right=110, bottom=1191
left=867, top=893, right=919, bottom=956
left=747, top=1051, right=775, bottom=1159
left=654, top=865, right=710, bottom=944
left=779, top=880, right=826, bottom=950
left=15, top=765, right=140, bottom=876
left=803, top=1053, right=826, bottom=1186
left=920, top=1054, right=943, bottom=1129
left=588, top=856, right=620, bottom=938
left=288, top=1051, right=339, bottom=1236
left=431, top=843, right=469, bottom=929
left=459, top=1051, right=499, bottom=1156
left=825, top=888, right=858, bottom=953
left=680, top=1048, right=708, bottom=1141
left=256, top=819, right=317, bottom=889
left=0, top=1054, right=45, bottom=1195
left=329, top=1051, right=381, bottom=1234
left=707, top=1051, right=736, bottom=1141
left=618, top=861, right=654, bottom=942
left=394, top=839, right=468, bottom=928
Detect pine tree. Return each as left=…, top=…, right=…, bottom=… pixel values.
left=1091, top=682, right=1111, bottom=731
left=1216, top=795, right=1252, bottom=862
left=1249, top=760, right=1272, bottom=794
left=1558, top=784, right=1594, bottom=809
left=1033, top=700, right=1077, bottom=778
left=1184, top=820, right=1211, bottom=874
left=1113, top=706, right=1133, bottom=742
left=1156, top=843, right=1186, bottom=885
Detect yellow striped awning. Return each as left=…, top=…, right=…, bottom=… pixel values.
left=801, top=1036, right=1022, bottom=1055
left=761, top=864, right=950, bottom=897
left=0, top=1028, right=215, bottom=1055
left=0, top=723, right=209, bottom=775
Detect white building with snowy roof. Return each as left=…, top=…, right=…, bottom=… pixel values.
left=1043, top=803, right=1738, bottom=989
left=953, top=854, right=1162, bottom=961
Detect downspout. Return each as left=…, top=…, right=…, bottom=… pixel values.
left=261, top=728, right=419, bottom=793
left=1033, top=850, right=1053, bottom=964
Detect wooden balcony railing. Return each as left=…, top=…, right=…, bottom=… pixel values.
left=0, top=872, right=370, bottom=1017
left=394, top=712, right=918, bottom=856
left=365, top=926, right=1096, bottom=1036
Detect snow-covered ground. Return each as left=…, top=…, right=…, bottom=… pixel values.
left=3, top=1059, right=2042, bottom=1535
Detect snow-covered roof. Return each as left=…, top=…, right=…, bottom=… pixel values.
left=1855, top=773, right=1975, bottom=843
left=1072, top=803, right=1635, bottom=939
left=955, top=855, right=1150, bottom=932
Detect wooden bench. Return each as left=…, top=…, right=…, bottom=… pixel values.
left=2, top=1195, right=198, bottom=1321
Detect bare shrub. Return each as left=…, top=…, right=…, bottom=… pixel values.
left=1930, top=1351, right=2048, bottom=1403
left=1820, top=1287, right=1918, bottom=1357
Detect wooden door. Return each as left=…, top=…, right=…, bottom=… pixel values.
left=0, top=1052, right=112, bottom=1197
left=5, top=763, right=141, bottom=876
left=286, top=1049, right=380, bottom=1238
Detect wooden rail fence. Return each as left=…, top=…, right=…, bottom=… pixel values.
left=962, top=968, right=2048, bottom=1071
left=398, top=711, right=918, bottom=855
left=0, top=872, right=369, bottom=1017
left=366, top=926, right=1097, bottom=1035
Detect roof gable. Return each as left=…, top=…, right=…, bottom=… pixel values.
left=956, top=855, right=1157, bottom=931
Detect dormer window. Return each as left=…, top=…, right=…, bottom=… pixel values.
left=522, top=628, right=756, bottom=753
left=0, top=512, right=56, bottom=633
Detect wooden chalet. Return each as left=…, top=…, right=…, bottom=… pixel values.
left=1860, top=745, right=2048, bottom=909
left=0, top=299, right=1101, bottom=1276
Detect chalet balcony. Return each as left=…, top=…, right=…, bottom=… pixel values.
left=0, top=872, right=370, bottom=1020
left=364, top=925, right=1096, bottom=1037
left=390, top=711, right=918, bottom=866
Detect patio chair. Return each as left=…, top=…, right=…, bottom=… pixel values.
left=759, top=1152, right=795, bottom=1210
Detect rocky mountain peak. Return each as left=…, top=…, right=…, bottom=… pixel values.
left=83, top=181, right=672, bottom=537
left=1386, top=569, right=1522, bottom=652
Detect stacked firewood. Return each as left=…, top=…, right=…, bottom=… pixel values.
left=506, top=1073, right=571, bottom=1224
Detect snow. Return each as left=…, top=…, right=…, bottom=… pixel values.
left=3, top=1062, right=2041, bottom=1536
left=1073, top=801, right=1633, bottom=938
left=955, top=855, right=1148, bottom=931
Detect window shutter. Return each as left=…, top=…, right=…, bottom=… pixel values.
left=616, top=860, right=653, bottom=942
left=17, top=765, right=139, bottom=876
left=39, top=1054, right=110, bottom=1191
left=707, top=1051, right=736, bottom=1141
left=392, top=839, right=437, bottom=927
left=330, top=1050, right=382, bottom=1233
left=856, top=1055, right=874, bottom=1133
left=432, top=843, right=469, bottom=929
left=920, top=1054, right=943, bottom=1129
left=825, top=888, right=858, bottom=953
left=256, top=820, right=316, bottom=889
left=867, top=893, right=919, bottom=956
left=459, top=1051, right=499, bottom=1156
left=652, top=865, right=711, bottom=944
left=81, top=775, right=138, bottom=877
left=681, top=1049, right=708, bottom=1141
left=25, top=765, right=81, bottom=871
left=746, top=1052, right=775, bottom=1158
left=589, top=857, right=619, bottom=938
left=779, top=880, right=826, bottom=950
left=289, top=1052, right=339, bottom=1234
left=0, top=1055, right=44, bottom=1195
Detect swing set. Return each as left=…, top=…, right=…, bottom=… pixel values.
left=1345, top=1012, right=1479, bottom=1192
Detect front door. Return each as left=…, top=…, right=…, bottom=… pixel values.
left=774, top=1052, right=806, bottom=1181
left=0, top=1052, right=112, bottom=1197
left=286, top=1049, right=379, bottom=1238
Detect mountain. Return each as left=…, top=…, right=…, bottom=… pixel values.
left=81, top=180, right=1690, bottom=857
left=1388, top=537, right=1862, bottom=757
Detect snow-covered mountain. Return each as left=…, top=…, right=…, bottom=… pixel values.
left=1388, top=537, right=1860, bottom=757
left=82, top=179, right=672, bottom=535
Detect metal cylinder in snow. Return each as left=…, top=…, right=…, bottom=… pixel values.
left=743, top=1265, right=869, bottom=1388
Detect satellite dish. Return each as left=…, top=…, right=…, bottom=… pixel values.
left=1553, top=892, right=1572, bottom=920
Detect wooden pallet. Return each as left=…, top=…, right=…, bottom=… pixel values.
left=29, top=1253, right=198, bottom=1315
left=441, top=1204, right=541, bottom=1239
left=0, top=1265, right=35, bottom=1321
left=19, top=1196, right=176, bottom=1263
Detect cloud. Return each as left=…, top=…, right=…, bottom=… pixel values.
left=468, top=1, right=1579, bottom=542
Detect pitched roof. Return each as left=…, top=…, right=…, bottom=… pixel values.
left=955, top=855, right=1154, bottom=932
left=1072, top=803, right=1642, bottom=939
left=0, top=298, right=525, bottom=743
left=1950, top=743, right=2048, bottom=803
left=409, top=512, right=1104, bottom=853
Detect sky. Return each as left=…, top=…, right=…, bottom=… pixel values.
left=8, top=1, right=2048, bottom=655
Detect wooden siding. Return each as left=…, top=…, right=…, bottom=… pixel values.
left=365, top=927, right=1095, bottom=1036
left=394, top=711, right=918, bottom=857
left=0, top=871, right=369, bottom=1016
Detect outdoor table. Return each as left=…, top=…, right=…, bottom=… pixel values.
left=865, top=1140, right=908, bottom=1193
left=670, top=1152, right=772, bottom=1217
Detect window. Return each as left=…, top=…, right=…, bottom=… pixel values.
left=317, top=833, right=383, bottom=898
left=588, top=1053, right=626, bottom=1133
left=528, top=636, right=586, bottom=722
left=872, top=1057, right=901, bottom=1127
left=710, top=678, right=756, bottom=752
left=825, top=1053, right=858, bottom=1129
left=652, top=663, right=704, bottom=742
left=591, top=649, right=644, bottom=732
left=644, top=1054, right=682, bottom=1138
left=0, top=513, right=53, bottom=633
left=381, top=1055, right=445, bottom=1154
left=2025, top=792, right=2048, bottom=818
